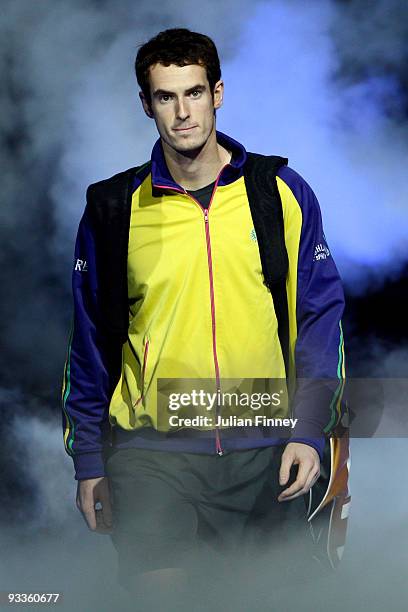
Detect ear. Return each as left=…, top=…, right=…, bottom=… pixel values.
left=212, top=80, right=224, bottom=110
left=139, top=91, right=154, bottom=119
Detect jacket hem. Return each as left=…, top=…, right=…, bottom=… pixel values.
left=111, top=426, right=288, bottom=454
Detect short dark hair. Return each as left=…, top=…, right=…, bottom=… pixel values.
left=135, top=28, right=221, bottom=106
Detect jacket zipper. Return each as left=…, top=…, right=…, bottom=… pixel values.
left=154, top=162, right=230, bottom=455
left=203, top=205, right=223, bottom=455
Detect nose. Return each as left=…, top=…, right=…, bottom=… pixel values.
left=175, top=97, right=189, bottom=120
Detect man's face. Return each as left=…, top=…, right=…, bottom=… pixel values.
left=139, top=63, right=224, bottom=154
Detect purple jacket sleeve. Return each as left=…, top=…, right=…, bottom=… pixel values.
left=61, top=196, right=112, bottom=480
left=278, top=166, right=346, bottom=461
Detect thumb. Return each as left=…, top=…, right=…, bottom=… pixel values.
left=279, top=450, right=293, bottom=485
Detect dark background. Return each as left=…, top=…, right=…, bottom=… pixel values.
left=1, top=1, right=407, bottom=610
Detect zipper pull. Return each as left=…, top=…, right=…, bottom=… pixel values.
left=204, top=209, right=209, bottom=223
left=215, top=428, right=224, bottom=456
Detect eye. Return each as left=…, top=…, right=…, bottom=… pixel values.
left=159, top=94, right=172, bottom=103
left=190, top=89, right=201, bottom=98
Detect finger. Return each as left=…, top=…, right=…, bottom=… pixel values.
left=278, top=482, right=309, bottom=502
left=283, top=467, right=319, bottom=500
left=80, top=503, right=97, bottom=530
left=303, top=466, right=320, bottom=493
left=95, top=509, right=114, bottom=534
left=279, top=450, right=294, bottom=485
left=76, top=484, right=94, bottom=527
left=98, top=489, right=114, bottom=528
left=278, top=461, right=313, bottom=501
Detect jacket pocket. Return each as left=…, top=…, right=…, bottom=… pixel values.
left=132, top=334, right=150, bottom=409
left=141, top=334, right=150, bottom=394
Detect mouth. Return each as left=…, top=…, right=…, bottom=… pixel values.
left=173, top=126, right=197, bottom=132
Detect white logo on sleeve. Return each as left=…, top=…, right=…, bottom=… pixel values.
left=75, top=258, right=88, bottom=271
left=313, top=243, right=331, bottom=261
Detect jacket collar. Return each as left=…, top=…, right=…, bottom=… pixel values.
left=150, top=130, right=247, bottom=193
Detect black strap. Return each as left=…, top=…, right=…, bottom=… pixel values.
left=243, top=152, right=290, bottom=377
left=87, top=162, right=151, bottom=339
left=86, top=163, right=151, bottom=390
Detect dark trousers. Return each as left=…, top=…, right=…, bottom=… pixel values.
left=105, top=444, right=319, bottom=599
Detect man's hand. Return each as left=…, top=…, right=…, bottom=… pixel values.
left=76, top=476, right=113, bottom=533
left=278, top=442, right=320, bottom=502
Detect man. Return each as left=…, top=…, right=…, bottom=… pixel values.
left=62, top=28, right=350, bottom=607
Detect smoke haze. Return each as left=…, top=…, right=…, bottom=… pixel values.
left=1, top=0, right=407, bottom=609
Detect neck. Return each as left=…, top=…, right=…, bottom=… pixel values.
left=161, top=125, right=232, bottom=191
